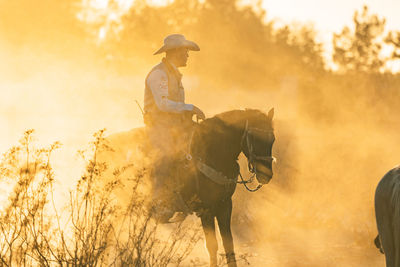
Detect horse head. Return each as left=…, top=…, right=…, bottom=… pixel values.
left=241, top=108, right=275, bottom=184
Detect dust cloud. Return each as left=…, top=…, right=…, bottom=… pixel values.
left=1, top=0, right=399, bottom=266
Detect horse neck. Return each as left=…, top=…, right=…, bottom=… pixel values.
left=194, top=121, right=243, bottom=170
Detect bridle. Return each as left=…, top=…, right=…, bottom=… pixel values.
left=185, top=119, right=275, bottom=192
left=239, top=120, right=275, bottom=192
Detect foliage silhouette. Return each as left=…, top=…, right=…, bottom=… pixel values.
left=333, top=5, right=387, bottom=73
left=0, top=130, right=200, bottom=266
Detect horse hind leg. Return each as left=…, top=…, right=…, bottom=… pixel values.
left=216, top=199, right=237, bottom=267
left=201, top=213, right=218, bottom=267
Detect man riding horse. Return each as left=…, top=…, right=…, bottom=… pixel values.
left=144, top=34, right=205, bottom=222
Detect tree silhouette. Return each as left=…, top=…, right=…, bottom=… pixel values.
left=109, top=0, right=325, bottom=90
left=333, top=5, right=386, bottom=73
left=386, top=31, right=400, bottom=59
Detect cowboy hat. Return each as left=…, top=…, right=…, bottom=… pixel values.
left=154, top=34, right=200, bottom=55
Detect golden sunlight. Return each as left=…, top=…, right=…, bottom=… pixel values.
left=94, top=0, right=167, bottom=9
left=1, top=0, right=400, bottom=266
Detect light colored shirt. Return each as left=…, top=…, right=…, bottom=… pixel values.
left=145, top=62, right=193, bottom=113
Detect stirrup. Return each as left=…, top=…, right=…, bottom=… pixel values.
left=151, top=205, right=174, bottom=224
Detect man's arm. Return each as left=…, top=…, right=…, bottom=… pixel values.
left=146, top=69, right=193, bottom=113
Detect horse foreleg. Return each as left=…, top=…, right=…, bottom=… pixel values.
left=216, top=199, right=237, bottom=267
left=201, top=213, right=218, bottom=267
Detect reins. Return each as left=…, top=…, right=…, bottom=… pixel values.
left=185, top=119, right=273, bottom=193
left=238, top=172, right=263, bottom=192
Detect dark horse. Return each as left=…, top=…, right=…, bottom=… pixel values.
left=375, top=166, right=400, bottom=267
left=168, top=108, right=275, bottom=267
left=104, top=108, right=275, bottom=267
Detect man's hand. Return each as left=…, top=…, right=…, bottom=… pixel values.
left=192, top=105, right=206, bottom=121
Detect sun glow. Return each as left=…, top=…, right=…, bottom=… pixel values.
left=92, top=0, right=167, bottom=9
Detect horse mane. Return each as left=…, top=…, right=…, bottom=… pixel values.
left=191, top=109, right=273, bottom=164
left=200, top=109, right=273, bottom=130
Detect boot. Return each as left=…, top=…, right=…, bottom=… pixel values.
left=168, top=212, right=187, bottom=223
left=151, top=200, right=175, bottom=224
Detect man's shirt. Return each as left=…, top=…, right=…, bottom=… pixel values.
left=144, top=59, right=193, bottom=114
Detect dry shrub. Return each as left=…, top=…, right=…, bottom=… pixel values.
left=0, top=129, right=201, bottom=266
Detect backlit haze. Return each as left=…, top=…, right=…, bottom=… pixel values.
left=94, top=0, right=400, bottom=69
left=1, top=0, right=400, bottom=265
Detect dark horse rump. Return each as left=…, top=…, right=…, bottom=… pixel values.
left=375, top=166, right=400, bottom=267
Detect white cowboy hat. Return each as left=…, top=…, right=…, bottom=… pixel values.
left=153, top=34, right=200, bottom=55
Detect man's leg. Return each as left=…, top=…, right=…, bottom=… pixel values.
left=147, top=123, right=189, bottom=222
left=147, top=124, right=176, bottom=222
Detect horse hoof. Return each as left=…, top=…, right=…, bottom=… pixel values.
left=226, top=253, right=237, bottom=267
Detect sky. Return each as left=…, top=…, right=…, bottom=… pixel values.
left=261, top=0, right=400, bottom=34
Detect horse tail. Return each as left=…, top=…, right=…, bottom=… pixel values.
left=375, top=167, right=400, bottom=267
left=391, top=170, right=400, bottom=266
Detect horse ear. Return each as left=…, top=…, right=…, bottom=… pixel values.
left=267, top=108, right=274, bottom=119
